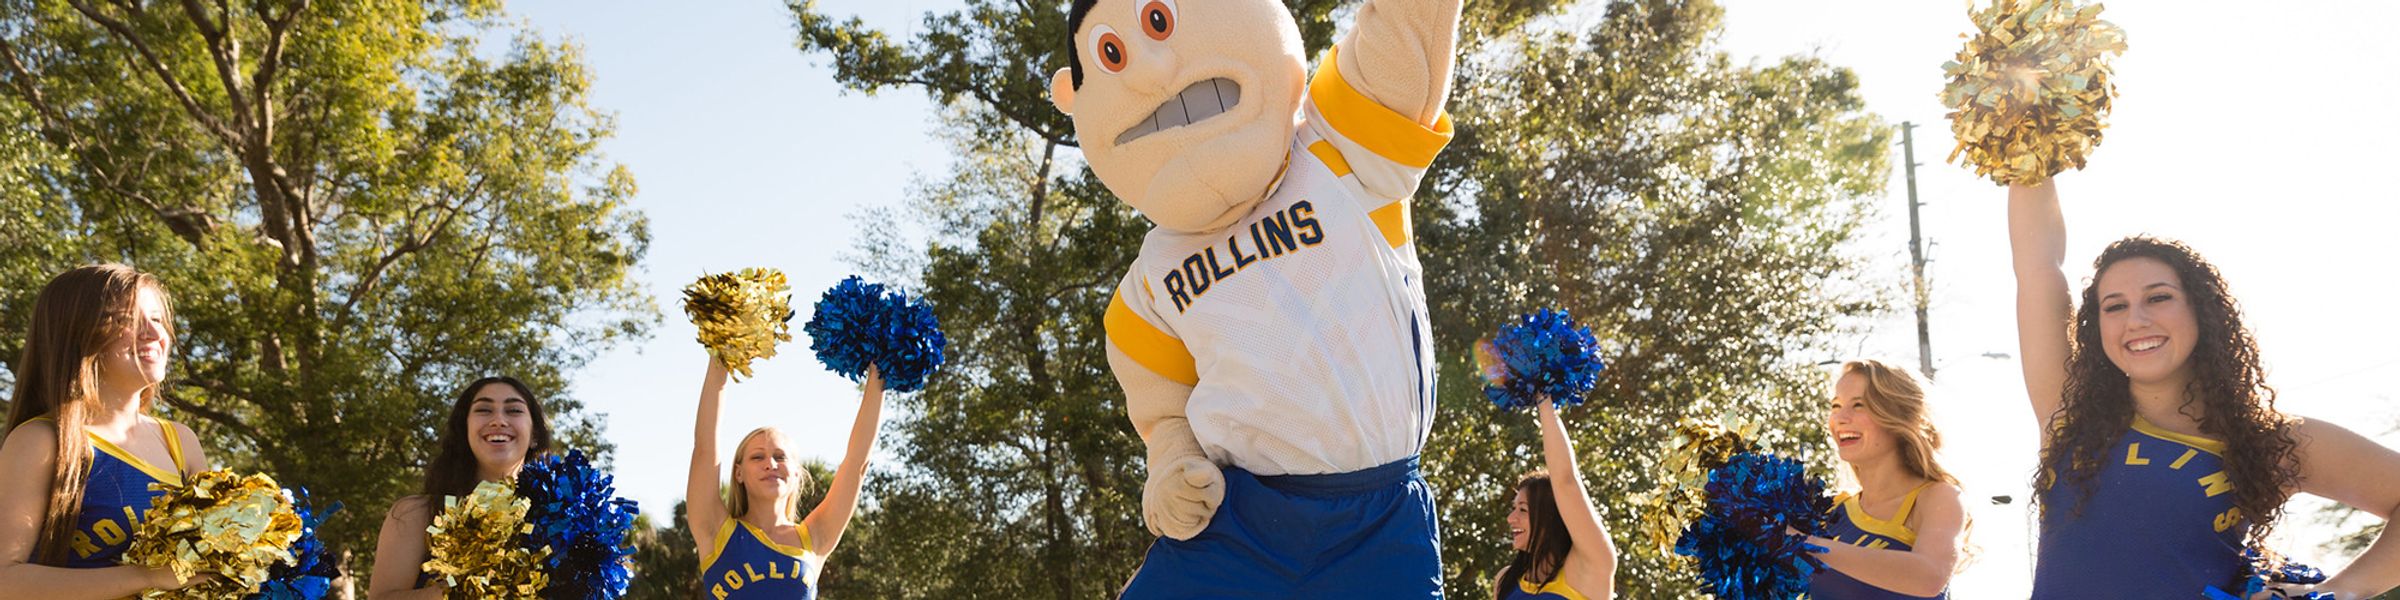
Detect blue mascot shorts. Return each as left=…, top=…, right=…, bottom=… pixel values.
left=1119, top=456, right=1442, bottom=599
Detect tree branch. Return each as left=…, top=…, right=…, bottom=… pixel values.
left=338, top=176, right=482, bottom=317
left=250, top=0, right=310, bottom=140
left=159, top=391, right=267, bottom=448
left=64, top=0, right=243, bottom=148
left=0, top=41, right=219, bottom=246
left=174, top=0, right=254, bottom=131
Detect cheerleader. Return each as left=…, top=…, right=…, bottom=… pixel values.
left=686, top=358, right=884, bottom=599
left=369, top=375, right=556, bottom=599
left=1493, top=401, right=1617, bottom=600
left=2009, top=183, right=2400, bottom=597
left=1805, top=360, right=1962, bottom=599
left=0, top=265, right=214, bottom=598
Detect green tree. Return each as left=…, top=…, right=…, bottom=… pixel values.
left=628, top=500, right=701, bottom=600
left=1417, top=0, right=1892, bottom=596
left=0, top=0, right=653, bottom=584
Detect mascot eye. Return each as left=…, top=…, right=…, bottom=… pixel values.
left=1140, top=0, right=1177, bottom=41
left=1094, top=27, right=1129, bottom=73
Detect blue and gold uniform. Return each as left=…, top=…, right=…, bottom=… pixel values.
left=699, top=519, right=817, bottom=600
left=28, top=416, right=188, bottom=568
left=1502, top=575, right=1593, bottom=600
left=1811, top=483, right=1946, bottom=600
left=2031, top=417, right=2244, bottom=596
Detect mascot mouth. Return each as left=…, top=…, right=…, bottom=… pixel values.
left=1114, top=78, right=1242, bottom=146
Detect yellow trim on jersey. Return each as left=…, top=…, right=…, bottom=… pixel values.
left=699, top=519, right=815, bottom=574
left=2131, top=416, right=2228, bottom=456
left=32, top=415, right=184, bottom=484
left=160, top=418, right=187, bottom=476
left=1516, top=576, right=1593, bottom=600
left=1310, top=47, right=1455, bottom=169
left=1105, top=289, right=1199, bottom=386
left=1308, top=135, right=1413, bottom=247
left=1368, top=199, right=1412, bottom=248
left=701, top=517, right=737, bottom=570
left=1306, top=140, right=1355, bottom=177
left=1836, top=482, right=1929, bottom=547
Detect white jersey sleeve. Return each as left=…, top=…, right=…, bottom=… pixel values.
left=1300, top=45, right=1456, bottom=221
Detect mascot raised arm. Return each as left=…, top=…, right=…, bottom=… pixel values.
left=1048, top=0, right=1461, bottom=596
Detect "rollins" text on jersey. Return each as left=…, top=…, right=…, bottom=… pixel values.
left=1164, top=200, right=1326, bottom=313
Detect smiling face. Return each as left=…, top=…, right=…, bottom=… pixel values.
left=2093, top=256, right=2200, bottom=388
left=94, top=285, right=171, bottom=399
left=1827, top=372, right=1895, bottom=465
left=1050, top=0, right=1306, bottom=233
left=466, top=382, right=535, bottom=477
left=1506, top=489, right=1531, bottom=550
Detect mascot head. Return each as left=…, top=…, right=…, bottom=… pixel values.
left=1051, top=0, right=1307, bottom=233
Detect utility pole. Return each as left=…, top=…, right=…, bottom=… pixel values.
left=1901, top=122, right=1935, bottom=380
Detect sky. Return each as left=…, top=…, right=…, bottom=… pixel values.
left=502, top=0, right=2400, bottom=596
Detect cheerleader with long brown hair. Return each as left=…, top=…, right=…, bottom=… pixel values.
left=0, top=265, right=214, bottom=598
left=2009, top=183, right=2400, bottom=597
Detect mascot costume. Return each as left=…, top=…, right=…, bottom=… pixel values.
left=1048, top=0, right=1461, bottom=596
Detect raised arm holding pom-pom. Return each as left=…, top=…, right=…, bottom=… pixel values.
left=806, top=364, right=884, bottom=558
left=2007, top=182, right=2072, bottom=431
left=1490, top=401, right=1616, bottom=600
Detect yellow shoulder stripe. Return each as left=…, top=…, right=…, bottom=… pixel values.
left=157, top=418, right=187, bottom=476
left=700, top=518, right=738, bottom=571
left=1310, top=47, right=1455, bottom=169
left=1304, top=140, right=1408, bottom=246
left=1839, top=495, right=1920, bottom=547
left=1306, top=140, right=1354, bottom=178
left=1517, top=576, right=1593, bottom=600
left=1368, top=199, right=1411, bottom=248
left=741, top=520, right=812, bottom=559
left=2132, top=416, right=2228, bottom=456
left=1106, top=290, right=1198, bottom=386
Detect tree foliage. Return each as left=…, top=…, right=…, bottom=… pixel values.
left=0, top=0, right=653, bottom=584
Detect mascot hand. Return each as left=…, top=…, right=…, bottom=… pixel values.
left=1141, top=419, right=1224, bottom=540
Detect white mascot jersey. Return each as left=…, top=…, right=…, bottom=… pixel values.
left=1106, top=51, right=1453, bottom=476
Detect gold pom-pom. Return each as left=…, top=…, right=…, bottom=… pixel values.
left=1629, top=419, right=1759, bottom=561
left=682, top=268, right=796, bottom=380
left=121, top=470, right=306, bottom=600
left=422, top=480, right=549, bottom=600
left=1941, top=0, right=2126, bottom=186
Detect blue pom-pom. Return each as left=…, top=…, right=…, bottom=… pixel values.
left=516, top=450, right=639, bottom=600
left=803, top=276, right=948, bottom=392
left=1673, top=452, right=1835, bottom=600
left=247, top=489, right=342, bottom=600
left=2206, top=548, right=2333, bottom=600
left=1481, top=308, right=1607, bottom=411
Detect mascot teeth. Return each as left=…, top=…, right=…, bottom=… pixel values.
left=1116, top=78, right=1242, bottom=145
